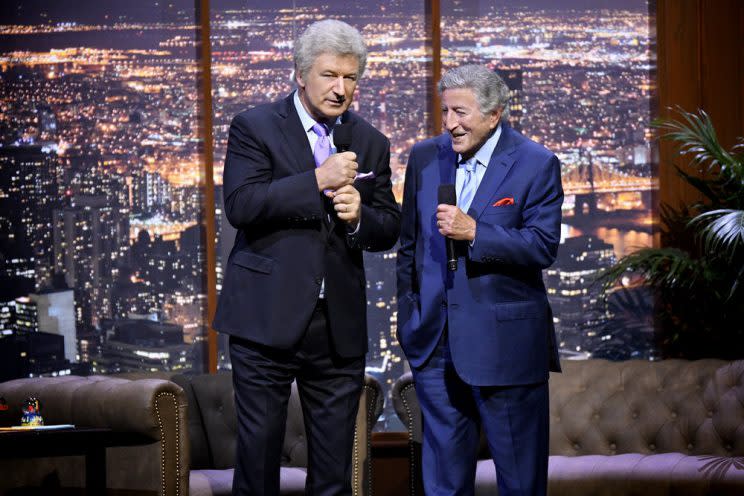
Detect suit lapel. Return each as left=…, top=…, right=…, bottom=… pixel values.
left=437, top=135, right=457, bottom=186
left=277, top=93, right=336, bottom=233
left=276, top=94, right=317, bottom=173
left=468, top=124, right=519, bottom=218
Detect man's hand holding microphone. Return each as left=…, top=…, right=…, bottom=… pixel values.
left=314, top=152, right=361, bottom=226
left=313, top=122, right=361, bottom=227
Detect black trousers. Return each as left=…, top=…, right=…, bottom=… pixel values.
left=229, top=301, right=365, bottom=496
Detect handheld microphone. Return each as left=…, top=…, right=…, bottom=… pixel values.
left=334, top=122, right=352, bottom=152
left=438, top=184, right=457, bottom=272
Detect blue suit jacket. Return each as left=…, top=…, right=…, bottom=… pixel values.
left=213, top=94, right=400, bottom=357
left=396, top=123, right=562, bottom=386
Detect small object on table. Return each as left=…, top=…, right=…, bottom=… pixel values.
left=21, top=397, right=44, bottom=426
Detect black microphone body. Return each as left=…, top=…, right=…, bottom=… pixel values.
left=334, top=122, right=352, bottom=153
left=438, top=184, right=458, bottom=272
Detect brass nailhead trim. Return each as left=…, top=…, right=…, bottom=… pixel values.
left=366, top=384, right=376, bottom=496
left=352, top=383, right=376, bottom=496
left=400, top=383, right=417, bottom=496
left=153, top=391, right=182, bottom=496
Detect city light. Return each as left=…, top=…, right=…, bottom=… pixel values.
left=1, top=1, right=657, bottom=421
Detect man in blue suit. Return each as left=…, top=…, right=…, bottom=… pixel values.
left=214, top=20, right=400, bottom=495
left=397, top=64, right=563, bottom=495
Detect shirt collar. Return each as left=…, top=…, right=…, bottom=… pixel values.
left=458, top=123, right=502, bottom=168
left=293, top=90, right=341, bottom=132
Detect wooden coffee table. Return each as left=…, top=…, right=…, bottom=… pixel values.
left=0, top=427, right=152, bottom=495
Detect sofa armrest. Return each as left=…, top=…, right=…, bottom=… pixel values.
left=353, top=374, right=383, bottom=496
left=0, top=375, right=189, bottom=496
left=391, top=372, right=423, bottom=496
left=392, top=372, right=420, bottom=444
left=704, top=360, right=744, bottom=456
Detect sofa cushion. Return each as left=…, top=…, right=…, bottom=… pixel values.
left=190, top=467, right=307, bottom=496
left=187, top=373, right=310, bottom=470
left=473, top=453, right=744, bottom=495
left=548, top=453, right=744, bottom=495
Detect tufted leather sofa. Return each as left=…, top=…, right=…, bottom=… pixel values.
left=0, top=372, right=383, bottom=496
left=173, top=372, right=383, bottom=496
left=392, top=359, right=744, bottom=495
left=0, top=374, right=189, bottom=496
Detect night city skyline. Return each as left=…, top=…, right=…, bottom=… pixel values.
left=1, top=0, right=656, bottom=430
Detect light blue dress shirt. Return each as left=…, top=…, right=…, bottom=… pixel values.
left=293, top=91, right=361, bottom=298
left=455, top=124, right=503, bottom=213
left=293, top=90, right=341, bottom=153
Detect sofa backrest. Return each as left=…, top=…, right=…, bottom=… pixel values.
left=550, top=359, right=744, bottom=457
left=393, top=359, right=744, bottom=459
left=178, top=372, right=314, bottom=470
left=170, top=373, right=215, bottom=470
left=0, top=374, right=190, bottom=496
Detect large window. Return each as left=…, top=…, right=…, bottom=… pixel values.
left=0, top=2, right=209, bottom=378
left=1, top=0, right=657, bottom=431
left=209, top=0, right=429, bottom=431
left=440, top=0, right=658, bottom=361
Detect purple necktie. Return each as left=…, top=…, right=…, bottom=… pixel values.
left=312, top=123, right=331, bottom=167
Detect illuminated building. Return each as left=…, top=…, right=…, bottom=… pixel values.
left=133, top=170, right=172, bottom=215
left=0, top=330, right=71, bottom=382
left=53, top=195, right=128, bottom=329
left=97, top=318, right=191, bottom=373
left=545, top=235, right=616, bottom=357
left=0, top=293, right=73, bottom=381
left=0, top=145, right=60, bottom=288
left=495, top=68, right=523, bottom=131
left=0, top=277, right=34, bottom=334
left=29, top=288, right=77, bottom=363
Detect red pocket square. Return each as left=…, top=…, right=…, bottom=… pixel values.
left=493, top=197, right=515, bottom=207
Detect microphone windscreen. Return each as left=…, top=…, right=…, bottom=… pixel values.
left=438, top=184, right=456, bottom=206
left=334, top=122, right=353, bottom=152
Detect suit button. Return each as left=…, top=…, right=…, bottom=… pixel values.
left=314, top=278, right=322, bottom=285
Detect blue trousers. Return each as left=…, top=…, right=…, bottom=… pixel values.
left=412, top=333, right=549, bottom=496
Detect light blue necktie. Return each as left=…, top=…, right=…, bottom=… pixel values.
left=458, top=159, right=477, bottom=212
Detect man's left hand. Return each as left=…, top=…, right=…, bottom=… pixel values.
left=436, top=204, right=476, bottom=241
left=329, top=185, right=361, bottom=226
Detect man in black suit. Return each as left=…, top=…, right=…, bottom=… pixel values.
left=213, top=19, right=400, bottom=496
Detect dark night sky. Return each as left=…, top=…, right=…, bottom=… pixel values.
left=0, top=0, right=649, bottom=25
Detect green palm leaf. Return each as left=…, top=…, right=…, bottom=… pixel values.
left=690, top=209, right=744, bottom=260
left=603, top=107, right=744, bottom=356
left=600, top=248, right=704, bottom=292
left=654, top=107, right=744, bottom=185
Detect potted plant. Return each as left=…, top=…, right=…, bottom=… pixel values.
left=602, top=108, right=744, bottom=358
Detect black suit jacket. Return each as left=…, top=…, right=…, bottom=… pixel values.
left=213, top=93, right=400, bottom=357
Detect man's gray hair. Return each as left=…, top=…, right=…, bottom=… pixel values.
left=293, top=19, right=368, bottom=82
left=438, top=65, right=510, bottom=120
